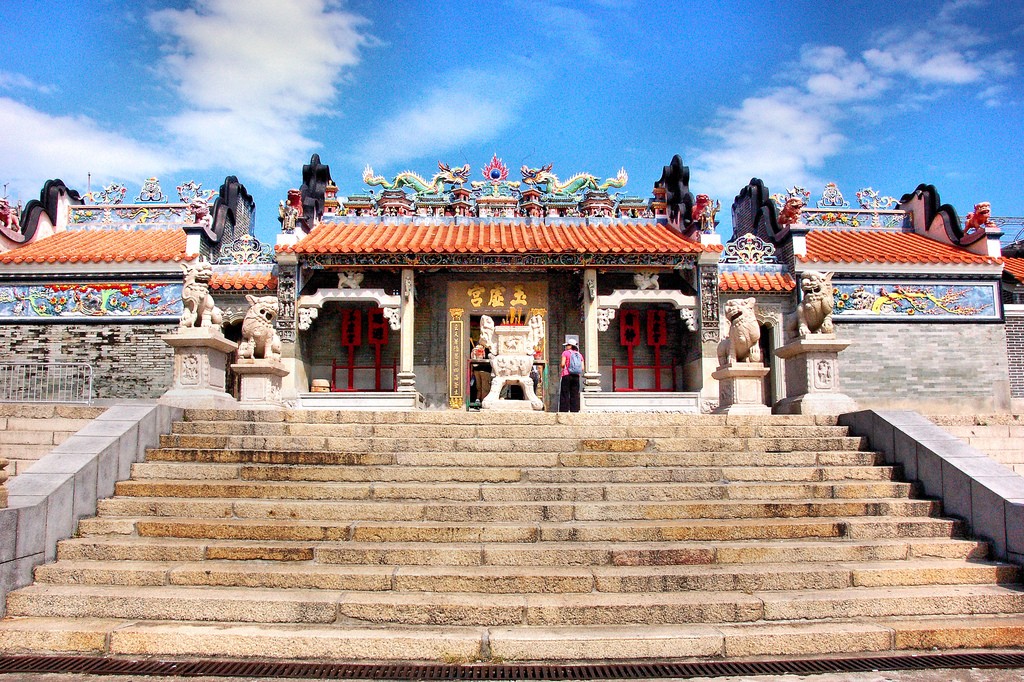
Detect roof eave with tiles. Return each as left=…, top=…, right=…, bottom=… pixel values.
left=278, top=218, right=720, bottom=259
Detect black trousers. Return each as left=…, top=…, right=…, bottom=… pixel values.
left=559, top=374, right=581, bottom=412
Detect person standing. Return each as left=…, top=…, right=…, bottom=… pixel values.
left=559, top=341, right=584, bottom=412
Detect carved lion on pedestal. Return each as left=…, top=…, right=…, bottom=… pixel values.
left=180, top=262, right=223, bottom=329
left=717, top=297, right=761, bottom=366
left=791, top=271, right=835, bottom=337
left=237, top=295, right=282, bottom=362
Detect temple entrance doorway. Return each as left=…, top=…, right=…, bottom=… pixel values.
left=445, top=280, right=548, bottom=410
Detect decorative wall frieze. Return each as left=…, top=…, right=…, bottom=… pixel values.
left=832, top=280, right=1001, bottom=320
left=0, top=282, right=181, bottom=321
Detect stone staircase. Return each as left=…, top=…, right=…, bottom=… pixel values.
left=2, top=409, right=1024, bottom=662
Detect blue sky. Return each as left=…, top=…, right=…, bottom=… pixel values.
left=1, top=0, right=1022, bottom=244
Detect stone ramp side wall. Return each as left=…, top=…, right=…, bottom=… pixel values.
left=841, top=410, right=1024, bottom=564
left=0, top=403, right=182, bottom=617
left=928, top=415, right=1024, bottom=475
left=0, top=404, right=107, bottom=477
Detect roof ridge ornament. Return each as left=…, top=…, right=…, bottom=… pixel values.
left=363, top=161, right=471, bottom=195
left=136, top=178, right=167, bottom=203
left=520, top=163, right=628, bottom=196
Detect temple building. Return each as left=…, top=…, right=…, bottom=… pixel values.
left=0, top=154, right=1021, bottom=413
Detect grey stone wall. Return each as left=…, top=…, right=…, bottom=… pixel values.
left=835, top=321, right=1011, bottom=410
left=0, top=323, right=175, bottom=399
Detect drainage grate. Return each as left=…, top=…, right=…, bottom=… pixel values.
left=0, top=652, right=1023, bottom=679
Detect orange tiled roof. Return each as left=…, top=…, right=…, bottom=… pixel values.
left=280, top=220, right=718, bottom=256
left=210, top=272, right=278, bottom=291
left=799, top=230, right=999, bottom=266
left=0, top=228, right=191, bottom=265
left=720, top=271, right=796, bottom=292
left=1003, top=257, right=1024, bottom=284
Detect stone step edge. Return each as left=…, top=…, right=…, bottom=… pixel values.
left=57, top=535, right=989, bottom=562
left=1, top=613, right=1022, bottom=661
left=33, top=557, right=1019, bottom=592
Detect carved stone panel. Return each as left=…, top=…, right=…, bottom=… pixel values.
left=276, top=266, right=296, bottom=344
left=699, top=265, right=720, bottom=344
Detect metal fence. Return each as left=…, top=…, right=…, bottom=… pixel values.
left=0, top=362, right=94, bottom=404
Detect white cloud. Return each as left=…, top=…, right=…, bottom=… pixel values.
left=862, top=1, right=1015, bottom=86
left=0, top=71, right=55, bottom=95
left=690, top=0, right=1016, bottom=200
left=354, top=70, right=531, bottom=169
left=0, top=98, right=180, bottom=203
left=691, top=93, right=845, bottom=199
left=150, top=0, right=370, bottom=184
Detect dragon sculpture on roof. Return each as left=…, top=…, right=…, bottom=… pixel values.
left=363, top=161, right=471, bottom=194
left=520, top=164, right=628, bottom=195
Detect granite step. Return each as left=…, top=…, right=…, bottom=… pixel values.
left=2, top=615, right=1022, bottom=661
left=9, top=582, right=1024, bottom=627
left=143, top=447, right=884, bottom=468
left=177, top=409, right=836, bottom=427
left=75, top=515, right=962, bottom=544
left=56, top=536, right=991, bottom=566
left=170, top=420, right=852, bottom=440
left=32, top=558, right=1018, bottom=593
left=111, top=479, right=915, bottom=502
left=91, top=497, right=939, bottom=524
left=156, top=433, right=867, bottom=454
left=129, top=461, right=902, bottom=483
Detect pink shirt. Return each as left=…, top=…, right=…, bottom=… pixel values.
left=560, top=349, right=573, bottom=377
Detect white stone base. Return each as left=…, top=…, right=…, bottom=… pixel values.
left=162, top=328, right=238, bottom=408
left=232, top=360, right=288, bottom=405
left=159, top=388, right=238, bottom=410
left=297, top=391, right=424, bottom=410
left=580, top=391, right=701, bottom=413
left=774, top=392, right=858, bottom=415
left=774, top=335, right=856, bottom=415
left=711, top=362, right=771, bottom=415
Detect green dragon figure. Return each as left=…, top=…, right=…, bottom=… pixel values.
left=520, top=163, right=628, bottom=195
left=363, top=161, right=471, bottom=194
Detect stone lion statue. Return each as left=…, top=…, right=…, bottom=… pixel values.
left=0, top=197, right=21, bottom=233
left=965, top=201, right=995, bottom=234
left=790, top=271, right=835, bottom=337
left=237, top=295, right=282, bottom=362
left=187, top=196, right=212, bottom=233
left=777, top=196, right=806, bottom=226
left=717, top=297, right=761, bottom=366
left=179, top=262, right=223, bottom=329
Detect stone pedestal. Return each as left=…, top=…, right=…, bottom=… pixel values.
left=711, top=362, right=771, bottom=415
left=161, top=328, right=238, bottom=408
left=231, top=359, right=289, bottom=405
left=774, top=335, right=857, bottom=415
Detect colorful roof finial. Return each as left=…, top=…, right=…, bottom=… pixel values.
left=482, top=154, right=509, bottom=184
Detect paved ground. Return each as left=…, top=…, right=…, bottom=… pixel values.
left=2, top=669, right=1024, bottom=682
